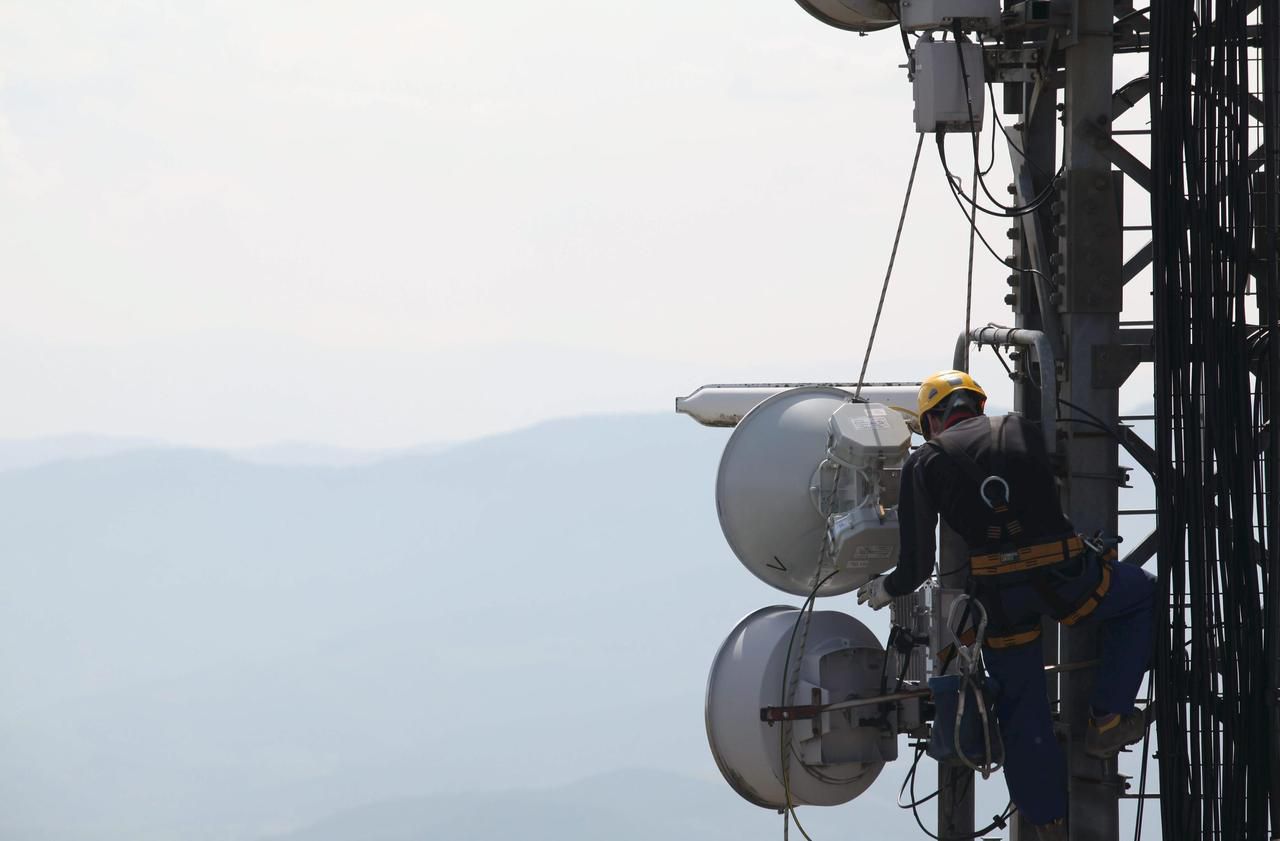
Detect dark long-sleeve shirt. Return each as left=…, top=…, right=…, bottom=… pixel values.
left=883, top=414, right=1076, bottom=598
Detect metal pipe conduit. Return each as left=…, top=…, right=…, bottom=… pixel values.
left=955, top=326, right=1057, bottom=452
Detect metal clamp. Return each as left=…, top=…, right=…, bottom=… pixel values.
left=946, top=595, right=988, bottom=676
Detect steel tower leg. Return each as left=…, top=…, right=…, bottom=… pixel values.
left=1059, top=1, right=1123, bottom=839
left=1007, top=46, right=1061, bottom=841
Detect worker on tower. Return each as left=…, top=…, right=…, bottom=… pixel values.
left=855, top=371, right=1156, bottom=841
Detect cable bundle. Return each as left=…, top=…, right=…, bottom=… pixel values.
left=1150, top=0, right=1279, bottom=837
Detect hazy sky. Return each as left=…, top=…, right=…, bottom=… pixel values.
left=0, top=1, right=1147, bottom=447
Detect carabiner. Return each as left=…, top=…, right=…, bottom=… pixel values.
left=979, top=475, right=1011, bottom=510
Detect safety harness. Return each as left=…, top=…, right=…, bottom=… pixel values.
left=926, top=417, right=1113, bottom=652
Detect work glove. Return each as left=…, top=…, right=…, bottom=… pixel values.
left=856, top=576, right=893, bottom=610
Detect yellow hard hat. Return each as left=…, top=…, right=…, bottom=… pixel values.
left=917, top=370, right=988, bottom=418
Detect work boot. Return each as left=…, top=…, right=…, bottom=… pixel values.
left=1085, top=707, right=1151, bottom=759
left=1035, top=819, right=1067, bottom=841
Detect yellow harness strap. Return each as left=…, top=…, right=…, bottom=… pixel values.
left=970, top=535, right=1085, bottom=576
left=1092, top=714, right=1122, bottom=733
left=934, top=626, right=979, bottom=665
left=1060, top=561, right=1113, bottom=626
left=935, top=623, right=1043, bottom=660
left=985, top=625, right=1043, bottom=649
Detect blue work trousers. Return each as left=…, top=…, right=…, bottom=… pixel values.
left=978, top=555, right=1156, bottom=826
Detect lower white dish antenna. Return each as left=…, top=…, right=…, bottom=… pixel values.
left=705, top=606, right=894, bottom=809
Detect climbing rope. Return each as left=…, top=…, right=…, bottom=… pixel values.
left=854, top=133, right=925, bottom=399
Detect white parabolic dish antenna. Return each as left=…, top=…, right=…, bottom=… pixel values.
left=717, top=386, right=868, bottom=597
left=705, top=606, right=892, bottom=808
left=793, top=0, right=898, bottom=31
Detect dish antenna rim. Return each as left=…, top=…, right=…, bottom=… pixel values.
left=792, top=0, right=900, bottom=32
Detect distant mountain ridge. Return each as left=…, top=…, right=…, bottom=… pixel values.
left=260, top=769, right=770, bottom=841
left=0, top=433, right=458, bottom=472
left=0, top=433, right=161, bottom=471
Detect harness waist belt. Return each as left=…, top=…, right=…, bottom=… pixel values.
left=935, top=623, right=1044, bottom=663
left=970, top=535, right=1085, bottom=576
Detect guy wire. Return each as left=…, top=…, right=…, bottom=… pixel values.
left=855, top=133, right=925, bottom=398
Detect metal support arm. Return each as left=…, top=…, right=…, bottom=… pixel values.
left=956, top=326, right=1057, bottom=452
